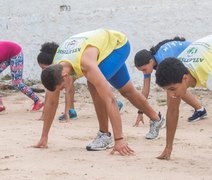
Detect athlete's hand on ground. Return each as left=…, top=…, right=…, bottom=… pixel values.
left=157, top=147, right=172, bottom=160
left=133, top=114, right=144, bottom=127
left=110, top=139, right=135, bottom=156
left=31, top=137, right=48, bottom=148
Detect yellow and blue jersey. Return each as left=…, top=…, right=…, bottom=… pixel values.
left=178, top=35, right=212, bottom=90
left=53, top=29, right=127, bottom=78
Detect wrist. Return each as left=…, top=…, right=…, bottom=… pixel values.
left=114, top=137, right=124, bottom=141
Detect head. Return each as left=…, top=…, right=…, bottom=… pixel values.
left=37, top=42, right=59, bottom=70
left=156, top=58, right=190, bottom=98
left=41, top=64, right=66, bottom=91
left=134, top=49, right=155, bottom=74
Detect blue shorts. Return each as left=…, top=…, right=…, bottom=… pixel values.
left=98, top=41, right=130, bottom=89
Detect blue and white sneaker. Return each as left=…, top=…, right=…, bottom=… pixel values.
left=188, top=108, right=207, bottom=122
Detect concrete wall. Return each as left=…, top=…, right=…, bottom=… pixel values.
left=1, top=0, right=212, bottom=85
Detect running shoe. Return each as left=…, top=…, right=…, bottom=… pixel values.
left=145, top=112, right=165, bottom=139
left=0, top=105, right=6, bottom=112
left=31, top=101, right=44, bottom=111
left=86, top=131, right=113, bottom=151
left=188, top=108, right=207, bottom=122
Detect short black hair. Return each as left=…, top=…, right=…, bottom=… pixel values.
left=41, top=64, right=63, bottom=91
left=134, top=49, right=153, bottom=67
left=37, top=42, right=59, bottom=65
left=156, top=57, right=189, bottom=87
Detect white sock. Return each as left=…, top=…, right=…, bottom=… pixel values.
left=197, top=107, right=204, bottom=112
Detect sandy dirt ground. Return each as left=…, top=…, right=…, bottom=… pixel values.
left=0, top=84, right=212, bottom=180
left=1, top=0, right=212, bottom=179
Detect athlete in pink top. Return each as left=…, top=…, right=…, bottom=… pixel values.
left=0, top=41, right=43, bottom=112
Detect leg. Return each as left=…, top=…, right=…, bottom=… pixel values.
left=0, top=59, right=10, bottom=73
left=86, top=80, right=113, bottom=151
left=10, top=52, right=43, bottom=110
left=109, top=64, right=159, bottom=120
left=87, top=81, right=109, bottom=132
left=68, top=77, right=77, bottom=119
left=181, top=90, right=202, bottom=110
left=0, top=59, right=11, bottom=111
left=182, top=91, right=207, bottom=121
left=119, top=81, right=159, bottom=120
left=110, top=64, right=165, bottom=139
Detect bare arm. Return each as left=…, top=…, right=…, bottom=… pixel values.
left=81, top=47, right=122, bottom=139
left=32, top=90, right=60, bottom=148
left=38, top=89, right=50, bottom=120
left=142, top=76, right=151, bottom=98
left=81, top=46, right=134, bottom=155
left=157, top=94, right=181, bottom=160
left=133, top=76, right=151, bottom=127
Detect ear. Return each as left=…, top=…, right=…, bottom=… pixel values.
left=182, top=74, right=189, bottom=83
left=150, top=58, right=156, bottom=66
left=149, top=58, right=154, bottom=63
left=61, top=72, right=68, bottom=78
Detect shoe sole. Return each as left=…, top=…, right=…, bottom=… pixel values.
left=58, top=116, right=77, bottom=121
left=86, top=143, right=114, bottom=151
left=145, top=135, right=160, bottom=140
left=188, top=114, right=207, bottom=122
left=70, top=117, right=77, bottom=120
left=0, top=109, right=6, bottom=112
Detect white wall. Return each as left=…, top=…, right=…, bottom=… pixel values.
left=1, top=0, right=212, bottom=86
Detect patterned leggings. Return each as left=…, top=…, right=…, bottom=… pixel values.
left=0, top=52, right=39, bottom=103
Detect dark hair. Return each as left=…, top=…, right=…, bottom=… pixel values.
left=41, top=64, right=63, bottom=91
left=155, top=57, right=189, bottom=87
left=134, top=49, right=153, bottom=67
left=37, top=42, right=59, bottom=65
left=150, top=36, right=186, bottom=55
left=134, top=36, right=186, bottom=68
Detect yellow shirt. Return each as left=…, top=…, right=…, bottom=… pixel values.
left=53, top=29, right=127, bottom=78
left=178, top=35, right=212, bottom=90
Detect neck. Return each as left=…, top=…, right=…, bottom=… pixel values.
left=152, top=58, right=157, bottom=66
left=187, top=73, right=196, bottom=87
left=60, top=62, right=74, bottom=75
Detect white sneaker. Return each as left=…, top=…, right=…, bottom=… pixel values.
left=145, top=112, right=165, bottom=139
left=86, top=131, right=113, bottom=151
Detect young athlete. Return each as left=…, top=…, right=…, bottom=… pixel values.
left=37, top=42, right=123, bottom=121
left=32, top=29, right=164, bottom=155
left=0, top=41, right=43, bottom=112
left=37, top=42, right=77, bottom=121
left=134, top=37, right=206, bottom=127
left=155, top=35, right=212, bottom=159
